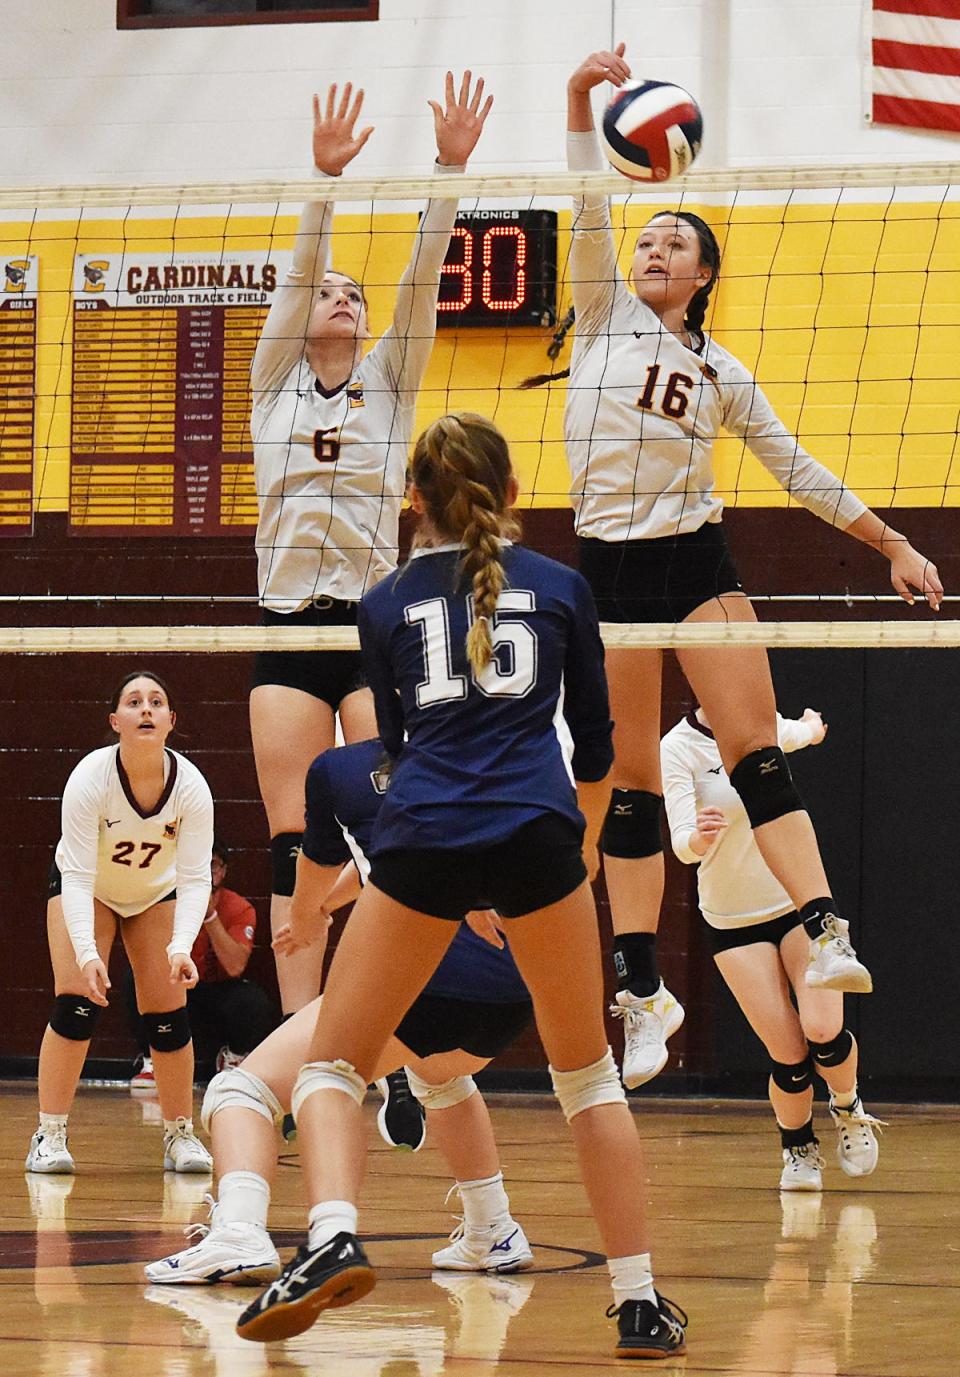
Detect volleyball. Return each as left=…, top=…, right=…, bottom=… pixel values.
left=601, top=79, right=703, bottom=182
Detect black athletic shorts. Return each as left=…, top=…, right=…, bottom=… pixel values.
left=707, top=909, right=802, bottom=954
left=47, top=860, right=175, bottom=907
left=251, top=598, right=366, bottom=710
left=396, top=993, right=533, bottom=1060
left=369, top=813, right=587, bottom=922
left=578, top=522, right=743, bottom=623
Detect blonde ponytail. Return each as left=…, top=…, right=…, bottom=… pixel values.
left=408, top=413, right=519, bottom=676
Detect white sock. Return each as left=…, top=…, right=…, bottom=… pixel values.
left=163, top=1118, right=193, bottom=1135
left=217, top=1171, right=271, bottom=1229
left=307, top=1200, right=358, bottom=1250
left=39, top=1113, right=68, bottom=1132
left=832, top=1084, right=859, bottom=1111
left=458, top=1172, right=510, bottom=1232
left=607, top=1252, right=657, bottom=1308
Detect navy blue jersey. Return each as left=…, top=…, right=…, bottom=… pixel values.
left=302, top=738, right=529, bottom=1005
left=358, top=543, right=613, bottom=853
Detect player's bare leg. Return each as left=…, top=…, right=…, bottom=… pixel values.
left=250, top=684, right=338, bottom=1014
left=681, top=593, right=871, bottom=994
left=599, top=648, right=684, bottom=1087
left=124, top=902, right=211, bottom=1173
left=781, top=927, right=881, bottom=1176
left=37, top=898, right=117, bottom=1116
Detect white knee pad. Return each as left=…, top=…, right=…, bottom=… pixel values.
left=405, top=1067, right=477, bottom=1111
left=201, top=1068, right=284, bottom=1135
left=291, top=1059, right=367, bottom=1121
left=549, top=1047, right=627, bottom=1123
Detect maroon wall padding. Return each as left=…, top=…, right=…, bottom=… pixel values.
left=2, top=507, right=955, bottom=1077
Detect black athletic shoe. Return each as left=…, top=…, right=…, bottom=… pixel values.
left=606, top=1292, right=688, bottom=1358
left=281, top=1113, right=297, bottom=1144
left=375, top=1070, right=426, bottom=1152
left=235, top=1232, right=375, bottom=1343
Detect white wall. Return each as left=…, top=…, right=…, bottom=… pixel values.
left=4, top=0, right=957, bottom=185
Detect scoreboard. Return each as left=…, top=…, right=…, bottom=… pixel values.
left=0, top=255, right=37, bottom=535
left=70, top=251, right=289, bottom=537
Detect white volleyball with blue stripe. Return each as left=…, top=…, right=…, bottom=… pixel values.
left=601, top=79, right=702, bottom=182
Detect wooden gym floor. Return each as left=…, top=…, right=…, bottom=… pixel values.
left=1, top=1082, right=956, bottom=1376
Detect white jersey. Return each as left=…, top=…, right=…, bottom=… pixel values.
left=564, top=131, right=868, bottom=544
left=660, top=713, right=817, bottom=928
left=251, top=167, right=463, bottom=611
left=54, top=745, right=214, bottom=968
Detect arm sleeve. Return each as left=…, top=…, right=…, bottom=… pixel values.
left=566, top=130, right=630, bottom=335
left=167, top=771, right=214, bottom=961
left=721, top=364, right=868, bottom=530
left=777, top=712, right=816, bottom=754
left=303, top=757, right=352, bottom=866
left=368, top=163, right=462, bottom=394
left=358, top=599, right=406, bottom=760
left=250, top=177, right=336, bottom=396
left=561, top=574, right=615, bottom=782
left=57, top=758, right=106, bottom=970
left=660, top=735, right=702, bottom=865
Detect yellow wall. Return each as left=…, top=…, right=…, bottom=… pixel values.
left=3, top=196, right=958, bottom=515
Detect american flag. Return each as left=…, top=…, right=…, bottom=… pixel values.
left=870, top=0, right=960, bottom=134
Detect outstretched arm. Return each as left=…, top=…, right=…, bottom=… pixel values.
left=725, top=372, right=943, bottom=610
left=566, top=45, right=632, bottom=328
left=842, top=510, right=942, bottom=610
left=377, top=71, right=493, bottom=393
left=251, top=83, right=375, bottom=395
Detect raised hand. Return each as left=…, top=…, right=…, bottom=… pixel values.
left=429, top=70, right=493, bottom=167
left=312, top=82, right=375, bottom=176
left=569, top=43, right=631, bottom=95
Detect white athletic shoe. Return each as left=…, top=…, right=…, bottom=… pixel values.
left=25, top=1124, right=75, bottom=1174
left=145, top=1198, right=281, bottom=1286
left=829, top=1096, right=884, bottom=1177
left=804, top=916, right=872, bottom=994
left=162, top=1119, right=213, bottom=1174
left=779, top=1141, right=824, bottom=1192
left=432, top=1217, right=534, bottom=1273
left=610, top=981, right=685, bottom=1088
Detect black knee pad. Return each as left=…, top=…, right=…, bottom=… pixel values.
left=601, top=789, right=663, bottom=859
left=729, top=747, right=804, bottom=828
left=770, top=1055, right=813, bottom=1094
left=143, top=1006, right=192, bottom=1053
left=49, top=994, right=101, bottom=1041
left=808, top=1029, right=853, bottom=1068
left=271, top=832, right=302, bottom=897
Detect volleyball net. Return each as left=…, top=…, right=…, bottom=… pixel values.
left=1, top=162, right=958, bottom=650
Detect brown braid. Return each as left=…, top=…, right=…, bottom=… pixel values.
left=409, top=413, right=520, bottom=675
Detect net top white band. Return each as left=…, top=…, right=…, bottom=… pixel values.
left=0, top=622, right=956, bottom=652
left=4, top=162, right=960, bottom=210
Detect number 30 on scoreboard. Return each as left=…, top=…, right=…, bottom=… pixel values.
left=436, top=210, right=557, bottom=328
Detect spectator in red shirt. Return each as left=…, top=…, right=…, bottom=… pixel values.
left=128, top=839, right=278, bottom=1086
